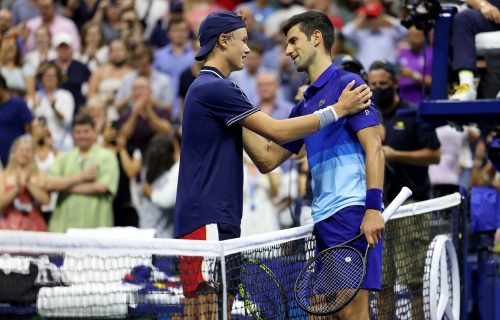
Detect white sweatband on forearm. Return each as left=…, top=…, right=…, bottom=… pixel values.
left=314, top=105, right=339, bottom=129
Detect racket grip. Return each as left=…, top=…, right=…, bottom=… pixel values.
left=382, top=187, right=412, bottom=223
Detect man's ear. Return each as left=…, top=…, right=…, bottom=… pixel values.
left=217, top=34, right=229, bottom=50
left=312, top=30, right=322, bottom=48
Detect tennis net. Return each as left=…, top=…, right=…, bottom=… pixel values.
left=0, top=193, right=463, bottom=319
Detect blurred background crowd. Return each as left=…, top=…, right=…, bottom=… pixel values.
left=0, top=0, right=498, bottom=239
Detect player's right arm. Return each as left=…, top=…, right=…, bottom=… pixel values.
left=240, top=80, right=371, bottom=143
left=242, top=128, right=296, bottom=173
left=240, top=81, right=371, bottom=172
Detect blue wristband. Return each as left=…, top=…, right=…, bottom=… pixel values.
left=365, top=188, right=383, bottom=211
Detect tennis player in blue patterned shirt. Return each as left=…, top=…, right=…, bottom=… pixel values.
left=243, top=11, right=385, bottom=320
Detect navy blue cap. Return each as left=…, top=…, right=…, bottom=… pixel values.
left=333, top=54, right=368, bottom=82
left=369, top=60, right=397, bottom=77
left=195, top=11, right=246, bottom=61
left=333, top=54, right=364, bottom=72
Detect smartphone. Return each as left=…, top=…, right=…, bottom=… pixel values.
left=110, top=120, right=121, bottom=145
left=111, top=120, right=121, bottom=130
left=38, top=116, right=47, bottom=127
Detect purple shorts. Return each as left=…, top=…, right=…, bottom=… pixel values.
left=314, top=205, right=384, bottom=291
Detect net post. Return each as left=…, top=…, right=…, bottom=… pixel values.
left=459, top=187, right=469, bottom=320
left=219, top=242, right=228, bottom=320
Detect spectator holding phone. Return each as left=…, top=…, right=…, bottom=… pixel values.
left=28, top=62, right=74, bottom=152
left=102, top=118, right=141, bottom=228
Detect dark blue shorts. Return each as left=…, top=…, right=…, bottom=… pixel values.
left=314, top=205, right=384, bottom=291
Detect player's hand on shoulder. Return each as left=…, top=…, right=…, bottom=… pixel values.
left=334, top=80, right=372, bottom=118
left=361, top=209, right=385, bottom=246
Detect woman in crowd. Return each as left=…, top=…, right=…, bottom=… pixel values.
left=28, top=62, right=75, bottom=152
left=101, top=120, right=141, bottom=228
left=0, top=135, right=49, bottom=231
left=23, top=27, right=56, bottom=79
left=75, top=22, right=109, bottom=72
left=87, top=39, right=133, bottom=120
left=32, top=118, right=58, bottom=222
left=0, top=35, right=32, bottom=97
left=139, top=133, right=180, bottom=238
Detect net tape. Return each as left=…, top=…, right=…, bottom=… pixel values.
left=0, top=192, right=461, bottom=255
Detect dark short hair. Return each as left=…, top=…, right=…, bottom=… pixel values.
left=131, top=46, right=154, bottom=63
left=369, top=60, right=397, bottom=82
left=282, top=11, right=335, bottom=54
left=247, top=41, right=264, bottom=55
left=167, top=16, right=187, bottom=31
left=72, top=112, right=95, bottom=128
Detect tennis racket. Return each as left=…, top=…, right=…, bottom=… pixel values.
left=238, top=257, right=289, bottom=320
left=294, top=186, right=412, bottom=316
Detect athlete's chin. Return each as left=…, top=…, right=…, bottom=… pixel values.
left=231, top=64, right=245, bottom=72
left=296, top=64, right=307, bottom=72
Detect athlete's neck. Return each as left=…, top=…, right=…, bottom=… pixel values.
left=204, top=55, right=233, bottom=78
left=307, top=54, right=333, bottom=84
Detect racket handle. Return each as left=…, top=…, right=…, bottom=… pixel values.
left=382, top=187, right=412, bottom=223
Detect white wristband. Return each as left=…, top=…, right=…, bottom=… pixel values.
left=314, top=105, right=339, bottom=129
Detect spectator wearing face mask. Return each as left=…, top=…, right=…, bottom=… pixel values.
left=368, top=60, right=441, bottom=202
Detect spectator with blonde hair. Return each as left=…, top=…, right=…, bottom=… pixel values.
left=0, top=135, right=49, bottom=231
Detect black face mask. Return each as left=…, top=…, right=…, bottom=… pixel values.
left=373, top=87, right=395, bottom=110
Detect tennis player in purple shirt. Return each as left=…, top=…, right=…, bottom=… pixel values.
left=174, top=11, right=373, bottom=318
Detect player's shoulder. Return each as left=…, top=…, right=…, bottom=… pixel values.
left=336, top=69, right=366, bottom=88
left=191, top=73, right=241, bottom=101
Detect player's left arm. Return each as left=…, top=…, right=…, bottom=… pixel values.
left=357, top=125, right=385, bottom=246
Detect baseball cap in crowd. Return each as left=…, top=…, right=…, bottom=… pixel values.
left=333, top=54, right=368, bottom=82
left=369, top=60, right=398, bottom=81
left=360, top=2, right=384, bottom=17
left=53, top=32, right=73, bottom=48
left=195, top=11, right=246, bottom=61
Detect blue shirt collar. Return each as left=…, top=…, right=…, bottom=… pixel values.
left=167, top=43, right=193, bottom=54
left=200, top=66, right=226, bottom=79
left=304, top=63, right=338, bottom=99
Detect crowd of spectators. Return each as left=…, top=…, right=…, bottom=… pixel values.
left=0, top=0, right=498, bottom=238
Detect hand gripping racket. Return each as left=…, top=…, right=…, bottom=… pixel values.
left=294, top=187, right=412, bottom=316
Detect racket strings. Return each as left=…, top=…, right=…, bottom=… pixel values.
left=239, top=260, right=286, bottom=319
left=295, top=247, right=364, bottom=314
